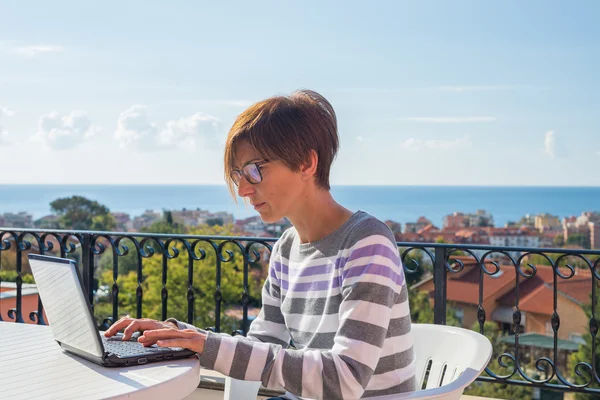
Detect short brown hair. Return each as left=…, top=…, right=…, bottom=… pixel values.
left=224, top=89, right=339, bottom=197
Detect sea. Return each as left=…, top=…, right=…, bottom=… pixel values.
left=0, top=185, right=599, bottom=228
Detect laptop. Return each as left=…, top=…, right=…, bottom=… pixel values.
left=28, top=254, right=196, bottom=367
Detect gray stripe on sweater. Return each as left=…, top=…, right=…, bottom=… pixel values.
left=260, top=344, right=277, bottom=387
left=262, top=303, right=286, bottom=324
left=338, top=319, right=387, bottom=348
left=280, top=295, right=342, bottom=316
left=339, top=354, right=374, bottom=388
left=321, top=353, right=344, bottom=399
left=229, top=339, right=253, bottom=380
left=248, top=333, right=290, bottom=347
left=362, top=375, right=417, bottom=397
left=263, top=278, right=282, bottom=299
left=288, top=328, right=336, bottom=349
left=373, top=346, right=415, bottom=374
left=386, top=315, right=412, bottom=338
left=281, top=350, right=304, bottom=396
left=342, top=282, right=398, bottom=306
left=397, top=283, right=408, bottom=303
left=198, top=332, right=221, bottom=370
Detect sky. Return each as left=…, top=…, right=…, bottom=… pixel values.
left=0, top=1, right=598, bottom=186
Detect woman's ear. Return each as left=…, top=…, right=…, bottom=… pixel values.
left=300, top=150, right=318, bottom=180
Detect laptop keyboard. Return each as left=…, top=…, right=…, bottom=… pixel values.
left=101, top=336, right=177, bottom=357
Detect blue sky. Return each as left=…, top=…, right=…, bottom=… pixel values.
left=0, top=1, right=598, bottom=185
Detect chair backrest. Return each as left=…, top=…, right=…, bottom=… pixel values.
left=411, top=324, right=492, bottom=391
left=225, top=324, right=493, bottom=400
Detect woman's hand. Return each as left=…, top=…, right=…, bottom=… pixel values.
left=139, top=328, right=206, bottom=353
left=103, top=317, right=178, bottom=341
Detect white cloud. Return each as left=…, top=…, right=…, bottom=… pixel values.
left=436, top=85, right=518, bottom=92
left=0, top=41, right=64, bottom=57
left=16, top=45, right=64, bottom=57
left=157, top=112, right=219, bottom=150
left=544, top=131, right=556, bottom=158
left=35, top=111, right=98, bottom=149
left=0, top=106, right=15, bottom=145
left=115, top=105, right=220, bottom=151
left=356, top=136, right=364, bottom=142
left=400, top=136, right=472, bottom=151
left=399, top=116, right=496, bottom=123
left=114, top=105, right=157, bottom=149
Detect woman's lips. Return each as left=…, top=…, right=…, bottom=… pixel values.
left=253, top=202, right=266, bottom=211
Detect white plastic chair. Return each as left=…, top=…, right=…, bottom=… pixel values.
left=225, top=324, right=493, bottom=400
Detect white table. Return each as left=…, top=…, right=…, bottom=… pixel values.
left=0, top=322, right=201, bottom=399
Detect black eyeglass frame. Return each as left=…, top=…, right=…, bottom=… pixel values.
left=230, top=160, right=270, bottom=186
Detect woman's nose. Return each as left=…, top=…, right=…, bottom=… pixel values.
left=236, top=176, right=255, bottom=198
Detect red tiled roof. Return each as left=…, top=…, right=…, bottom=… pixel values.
left=496, top=265, right=592, bottom=315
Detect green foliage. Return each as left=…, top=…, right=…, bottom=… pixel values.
left=50, top=195, right=115, bottom=230
left=409, top=288, right=434, bottom=324
left=94, top=225, right=265, bottom=334
left=464, top=381, right=533, bottom=399
left=0, top=270, right=35, bottom=283
left=567, top=233, right=591, bottom=249
left=140, top=211, right=187, bottom=234
left=553, top=235, right=565, bottom=247
left=400, top=248, right=427, bottom=285
left=568, top=289, right=600, bottom=400
left=205, top=217, right=224, bottom=227
left=465, top=321, right=534, bottom=399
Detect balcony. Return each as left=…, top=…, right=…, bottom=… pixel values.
left=1, top=227, right=599, bottom=399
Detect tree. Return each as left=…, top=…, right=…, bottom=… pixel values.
left=50, top=196, right=115, bottom=230
left=553, top=235, right=565, bottom=247
left=206, top=217, right=224, bottom=227
left=464, top=321, right=534, bottom=399
left=568, top=290, right=600, bottom=400
left=139, top=211, right=187, bottom=235
left=567, top=234, right=591, bottom=249
left=94, top=225, right=264, bottom=334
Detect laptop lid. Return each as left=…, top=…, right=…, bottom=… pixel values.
left=28, top=254, right=104, bottom=359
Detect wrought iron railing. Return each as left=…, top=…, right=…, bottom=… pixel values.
left=1, top=227, right=599, bottom=396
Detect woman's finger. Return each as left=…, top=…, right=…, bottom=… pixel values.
left=156, top=338, right=190, bottom=348
left=143, top=328, right=195, bottom=339
left=104, top=316, right=133, bottom=337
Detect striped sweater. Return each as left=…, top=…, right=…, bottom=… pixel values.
left=173, top=211, right=416, bottom=399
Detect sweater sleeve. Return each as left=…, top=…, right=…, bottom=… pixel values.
left=195, top=234, right=414, bottom=400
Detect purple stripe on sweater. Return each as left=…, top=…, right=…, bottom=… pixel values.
left=342, top=263, right=405, bottom=286
left=347, top=243, right=400, bottom=266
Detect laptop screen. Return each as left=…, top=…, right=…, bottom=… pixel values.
left=28, top=255, right=104, bottom=358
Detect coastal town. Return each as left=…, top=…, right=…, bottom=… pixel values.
left=1, top=208, right=598, bottom=250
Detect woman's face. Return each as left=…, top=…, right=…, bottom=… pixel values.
left=233, top=140, right=306, bottom=223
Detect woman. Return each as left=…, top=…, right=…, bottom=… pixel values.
left=105, top=90, right=416, bottom=399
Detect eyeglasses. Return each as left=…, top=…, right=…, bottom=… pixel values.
left=230, top=160, right=270, bottom=186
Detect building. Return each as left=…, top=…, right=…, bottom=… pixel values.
left=414, top=258, right=591, bottom=372
left=131, top=210, right=162, bottom=231
left=534, top=213, right=561, bottom=233
left=110, top=212, right=131, bottom=231
left=404, top=217, right=433, bottom=234
left=563, top=212, right=600, bottom=249
left=443, top=210, right=494, bottom=230
left=33, top=215, right=61, bottom=229
left=487, top=227, right=540, bottom=258
left=0, top=282, right=45, bottom=324
left=590, top=222, right=600, bottom=249
left=0, top=212, right=34, bottom=228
